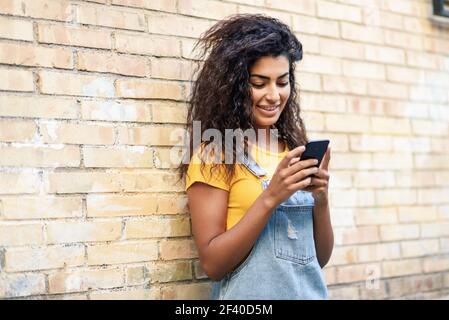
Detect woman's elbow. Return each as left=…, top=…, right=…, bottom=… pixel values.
left=201, top=261, right=226, bottom=282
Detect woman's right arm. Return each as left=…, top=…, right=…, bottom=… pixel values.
left=187, top=146, right=318, bottom=281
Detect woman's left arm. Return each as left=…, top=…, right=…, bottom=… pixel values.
left=303, top=147, right=334, bottom=268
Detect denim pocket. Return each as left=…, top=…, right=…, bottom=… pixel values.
left=274, top=204, right=316, bottom=265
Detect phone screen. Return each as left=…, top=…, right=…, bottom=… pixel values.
left=300, top=139, right=330, bottom=168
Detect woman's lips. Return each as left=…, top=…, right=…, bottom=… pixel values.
left=257, top=105, right=280, bottom=115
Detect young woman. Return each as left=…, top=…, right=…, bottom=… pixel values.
left=178, top=14, right=333, bottom=300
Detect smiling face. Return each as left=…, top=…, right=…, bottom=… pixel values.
left=249, top=55, right=291, bottom=131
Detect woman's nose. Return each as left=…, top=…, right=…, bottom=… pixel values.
left=265, top=84, right=280, bottom=103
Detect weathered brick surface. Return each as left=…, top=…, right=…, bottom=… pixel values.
left=0, top=0, right=448, bottom=300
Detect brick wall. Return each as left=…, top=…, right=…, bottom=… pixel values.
left=0, top=0, right=448, bottom=300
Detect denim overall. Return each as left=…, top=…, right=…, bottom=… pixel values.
left=210, top=152, right=328, bottom=300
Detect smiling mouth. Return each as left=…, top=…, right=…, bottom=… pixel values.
left=257, top=105, right=280, bottom=111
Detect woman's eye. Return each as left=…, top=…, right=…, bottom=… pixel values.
left=251, top=83, right=264, bottom=88
left=278, top=82, right=289, bottom=87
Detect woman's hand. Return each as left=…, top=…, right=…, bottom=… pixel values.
left=293, top=146, right=331, bottom=205
left=262, top=145, right=319, bottom=208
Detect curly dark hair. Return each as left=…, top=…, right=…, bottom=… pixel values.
left=177, top=13, right=309, bottom=187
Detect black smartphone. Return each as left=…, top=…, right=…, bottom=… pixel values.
left=300, top=139, right=330, bottom=170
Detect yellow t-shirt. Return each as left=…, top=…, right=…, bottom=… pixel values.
left=185, top=141, right=289, bottom=230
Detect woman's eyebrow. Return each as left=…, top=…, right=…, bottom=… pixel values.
left=249, top=72, right=289, bottom=80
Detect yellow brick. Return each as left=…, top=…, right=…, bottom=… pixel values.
left=45, top=171, right=121, bottom=193
left=147, top=261, right=192, bottom=283
left=159, top=239, right=198, bottom=260
left=330, top=189, right=375, bottom=208
left=335, top=226, right=379, bottom=245
left=292, top=15, right=339, bottom=38
left=86, top=194, right=157, bottom=217
left=319, top=38, right=364, bottom=59
left=412, top=119, right=449, bottom=136
left=401, top=239, right=439, bottom=258
left=380, top=224, right=420, bottom=241
left=386, top=66, right=425, bottom=84
left=0, top=16, right=33, bottom=41
left=343, top=60, right=385, bottom=80
left=328, top=286, right=360, bottom=300
left=118, top=126, right=183, bottom=146
left=323, top=267, right=336, bottom=285
left=0, top=196, right=82, bottom=219
left=76, top=5, right=144, bottom=31
left=329, top=208, right=355, bottom=227
left=327, top=246, right=357, bottom=266
left=151, top=102, right=187, bottom=124
left=421, top=222, right=449, bottom=238
left=377, top=188, right=417, bottom=206
left=353, top=171, right=395, bottom=188
left=0, top=42, right=73, bottom=69
left=0, top=0, right=72, bottom=21
left=39, top=71, right=115, bottom=97
left=126, top=266, right=145, bottom=285
left=326, top=115, right=370, bottom=132
left=83, top=146, right=153, bottom=168
left=410, top=86, right=447, bottom=104
left=0, top=170, right=40, bottom=194
left=161, top=282, right=211, bottom=300
left=38, top=23, right=111, bottom=49
left=300, top=55, right=342, bottom=76
left=178, top=0, right=237, bottom=20
left=423, top=256, right=449, bottom=273
left=0, top=120, right=37, bottom=142
left=336, top=263, right=381, bottom=283
left=48, top=268, right=123, bottom=293
left=357, top=243, right=401, bottom=263
left=115, top=79, right=183, bottom=100
left=384, top=30, right=423, bottom=50
left=150, top=57, right=193, bottom=81
left=302, top=93, right=346, bottom=113
left=393, top=137, right=431, bottom=153
left=5, top=245, right=84, bottom=272
left=0, top=273, right=46, bottom=298
left=330, top=152, right=372, bottom=170
left=372, top=154, right=413, bottom=170
left=153, top=147, right=184, bottom=169
left=0, top=145, right=80, bottom=167
left=365, top=44, right=405, bottom=65
left=78, top=51, right=149, bottom=77
left=317, top=1, right=362, bottom=23
left=323, top=75, right=367, bottom=95
left=354, top=207, right=397, bottom=225
left=40, top=122, right=115, bottom=145
left=0, top=223, right=43, bottom=246
left=87, top=241, right=158, bottom=265
left=120, top=171, right=183, bottom=192
left=368, top=80, right=408, bottom=99
left=90, top=288, right=160, bottom=300
left=112, top=0, right=177, bottom=12
left=297, top=72, right=321, bottom=92
left=350, top=134, right=392, bottom=152
left=81, top=99, right=151, bottom=123
left=153, top=195, right=188, bottom=215
left=115, top=33, right=180, bottom=56
left=147, top=11, right=212, bottom=38
left=407, top=51, right=440, bottom=70
left=46, top=221, right=122, bottom=244
left=0, top=68, right=34, bottom=92
left=266, top=0, right=315, bottom=15
left=341, top=22, right=384, bottom=44
left=125, top=216, right=190, bottom=239
left=398, top=206, right=438, bottom=222
left=382, top=259, right=422, bottom=278
left=0, top=95, right=78, bottom=119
